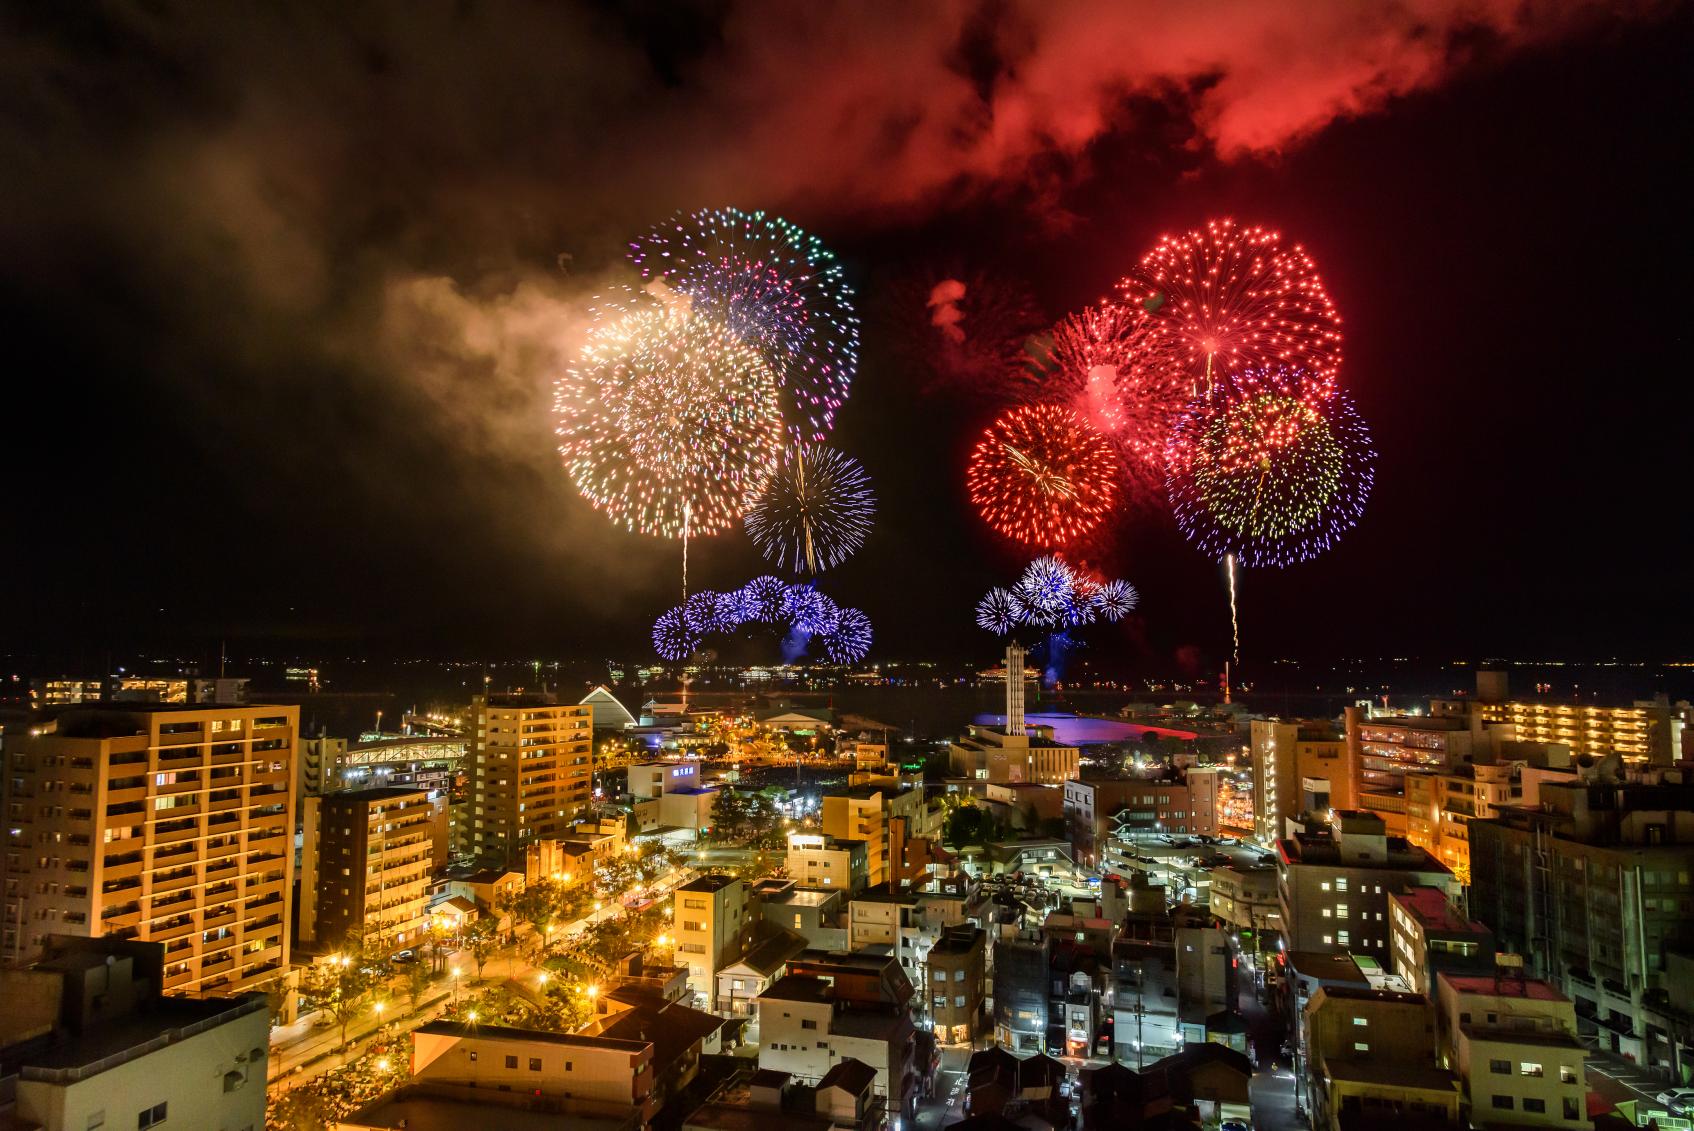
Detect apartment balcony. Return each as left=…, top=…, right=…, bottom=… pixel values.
left=150, top=869, right=199, bottom=895
left=106, top=784, right=147, bottom=807
left=244, top=877, right=284, bottom=901
left=153, top=821, right=200, bottom=845
left=102, top=907, right=142, bottom=932
left=203, top=839, right=242, bottom=863
left=201, top=953, right=234, bottom=976
left=202, top=907, right=238, bottom=930
left=103, top=856, right=145, bottom=882
left=210, top=746, right=248, bottom=766
left=204, top=859, right=239, bottom=883
left=207, top=794, right=244, bottom=814
left=149, top=917, right=197, bottom=942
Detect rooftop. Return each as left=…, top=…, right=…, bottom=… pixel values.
left=1392, top=887, right=1491, bottom=935
left=680, top=873, right=740, bottom=894
left=852, top=883, right=917, bottom=905
left=20, top=995, right=266, bottom=1080
left=1287, top=952, right=1370, bottom=986
left=682, top=1102, right=833, bottom=1131
left=1321, top=1056, right=1457, bottom=1093
left=342, top=1085, right=630, bottom=1131
left=1437, top=972, right=1568, bottom=1002
left=817, top=1056, right=877, bottom=1094
left=413, top=1020, right=648, bottom=1052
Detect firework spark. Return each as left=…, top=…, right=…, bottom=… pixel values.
left=745, top=444, right=875, bottom=574
left=968, top=403, right=1121, bottom=548
left=651, top=577, right=869, bottom=663
left=652, top=608, right=699, bottom=661
left=976, top=587, right=1020, bottom=634
left=556, top=288, right=785, bottom=540
left=977, top=557, right=1139, bottom=636
left=1165, top=367, right=1374, bottom=568
left=823, top=608, right=873, bottom=664
left=629, top=208, right=858, bottom=443
left=1122, top=218, right=1342, bottom=395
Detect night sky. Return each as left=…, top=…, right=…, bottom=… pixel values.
left=2, top=3, right=1690, bottom=672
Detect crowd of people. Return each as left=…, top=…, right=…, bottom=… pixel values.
left=267, top=1042, right=408, bottom=1131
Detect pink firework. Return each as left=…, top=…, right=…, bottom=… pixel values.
left=1120, top=218, right=1342, bottom=395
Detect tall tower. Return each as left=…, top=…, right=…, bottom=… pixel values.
left=1005, top=643, right=1026, bottom=737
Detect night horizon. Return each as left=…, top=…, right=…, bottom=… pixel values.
left=3, top=4, right=1691, bottom=671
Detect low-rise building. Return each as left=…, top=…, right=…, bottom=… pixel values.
left=1388, top=886, right=1495, bottom=996
left=1251, top=718, right=1351, bottom=845
left=673, top=873, right=754, bottom=1008
left=1434, top=970, right=1589, bottom=1128
left=1, top=937, right=269, bottom=1131
left=402, top=1020, right=658, bottom=1127
left=948, top=725, right=1080, bottom=785
left=1303, top=984, right=1458, bottom=1131
left=717, top=926, right=808, bottom=1023
left=754, top=951, right=922, bottom=1123
left=1208, top=862, right=1283, bottom=943
left=925, top=925, right=988, bottom=1045
left=754, top=880, right=846, bottom=950
left=786, top=832, right=870, bottom=894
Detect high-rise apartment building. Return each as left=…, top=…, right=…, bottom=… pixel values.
left=460, top=694, right=592, bottom=867
left=298, top=786, right=437, bottom=954
left=1250, top=719, right=1351, bottom=845
left=1468, top=776, right=1694, bottom=1074
left=1476, top=698, right=1684, bottom=765
left=1, top=703, right=296, bottom=997
left=823, top=786, right=889, bottom=888
left=1403, top=752, right=1577, bottom=884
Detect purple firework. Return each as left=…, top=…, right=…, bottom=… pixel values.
left=784, top=585, right=841, bottom=635
left=652, top=608, right=698, bottom=661
left=823, top=608, right=873, bottom=663
left=738, top=575, right=788, bottom=623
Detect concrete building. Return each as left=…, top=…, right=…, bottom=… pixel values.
left=1468, top=776, right=1694, bottom=1073
left=1066, top=774, right=1221, bottom=867
left=925, top=925, right=987, bottom=1045
left=716, top=926, right=808, bottom=1023
left=1388, top=886, right=1495, bottom=995
left=1, top=937, right=269, bottom=1131
left=405, top=1019, right=659, bottom=1126
left=1250, top=718, right=1351, bottom=845
left=1303, top=985, right=1459, bottom=1131
left=754, top=880, right=846, bottom=950
left=1433, top=970, right=1589, bottom=1128
left=948, top=645, right=1078, bottom=784
left=1276, top=810, right=1457, bottom=959
left=786, top=832, right=870, bottom=894
left=673, top=873, right=755, bottom=1007
left=297, top=786, right=436, bottom=954
left=1477, top=688, right=1686, bottom=765
left=754, top=951, right=921, bottom=1122
left=628, top=761, right=717, bottom=837
left=459, top=693, right=592, bottom=867
left=0, top=703, right=296, bottom=996
left=823, top=785, right=890, bottom=888
left=1404, top=750, right=1578, bottom=884
left=992, top=930, right=1050, bottom=1054
left=1208, top=862, right=1283, bottom=942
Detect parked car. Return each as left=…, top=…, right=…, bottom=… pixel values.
left=391, top=949, right=417, bottom=964
left=1221, top=1120, right=1251, bottom=1131
left=1656, top=1089, right=1694, bottom=1113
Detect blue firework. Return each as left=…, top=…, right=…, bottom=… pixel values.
left=652, top=608, right=698, bottom=661
left=823, top=608, right=873, bottom=663
left=976, top=588, right=1019, bottom=634
left=1093, top=578, right=1139, bottom=621
left=784, top=585, right=841, bottom=636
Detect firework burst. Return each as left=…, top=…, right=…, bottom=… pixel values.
left=1040, top=300, right=1189, bottom=503
left=1122, top=218, right=1342, bottom=395
left=976, top=587, right=1019, bottom=634
left=629, top=208, right=858, bottom=443
left=652, top=608, right=699, bottom=661
left=1165, top=368, right=1374, bottom=568
left=745, top=444, right=875, bottom=574
left=977, top=556, right=1139, bottom=636
left=823, top=608, right=873, bottom=664
left=556, top=289, right=784, bottom=539
left=968, top=403, right=1121, bottom=548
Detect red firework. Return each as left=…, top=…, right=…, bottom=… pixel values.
left=1120, top=218, right=1342, bottom=395
left=1042, top=299, right=1190, bottom=505
left=968, top=403, right=1121, bottom=548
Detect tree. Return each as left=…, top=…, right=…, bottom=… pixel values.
left=463, top=916, right=500, bottom=980
left=299, top=953, right=383, bottom=1051
left=710, top=789, right=748, bottom=840
left=502, top=880, right=564, bottom=954
left=405, top=961, right=437, bottom=1014
left=944, top=804, right=989, bottom=848
left=271, top=1087, right=334, bottom=1131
